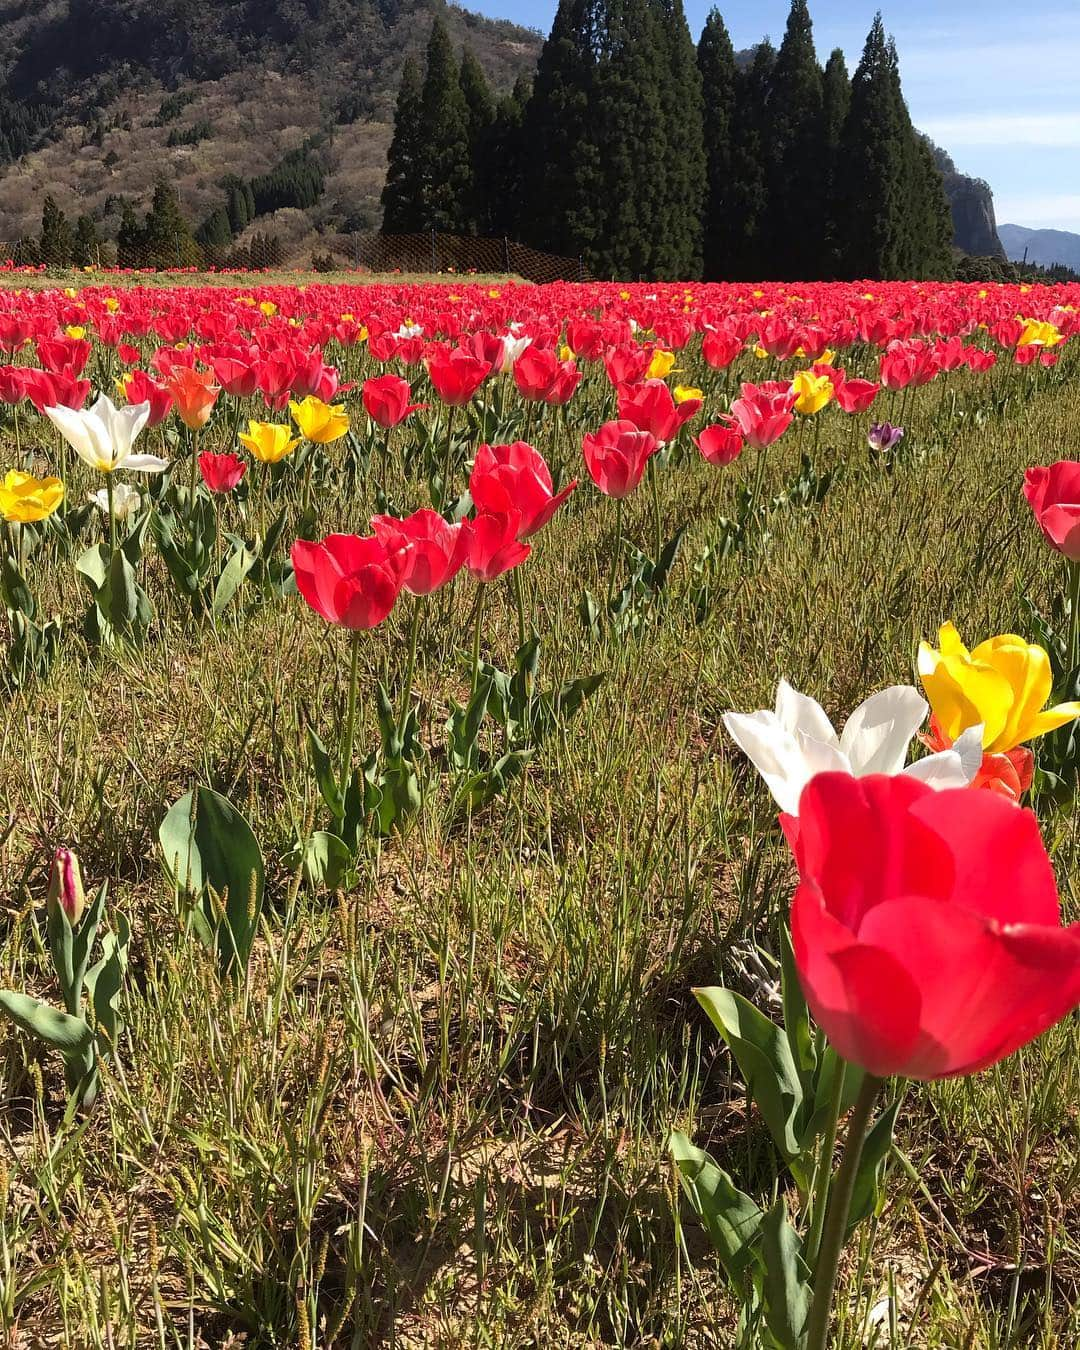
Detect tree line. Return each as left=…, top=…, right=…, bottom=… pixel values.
left=382, top=2, right=956, bottom=282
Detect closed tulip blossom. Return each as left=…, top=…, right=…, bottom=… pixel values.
left=164, top=367, right=219, bottom=430
left=291, top=533, right=407, bottom=630
left=371, top=508, right=467, bottom=596
left=198, top=451, right=247, bottom=494
left=0, top=470, right=64, bottom=523
left=46, top=847, right=86, bottom=926
left=44, top=394, right=166, bottom=474
left=868, top=422, right=904, bottom=454
left=462, top=510, right=531, bottom=581
left=728, top=383, right=796, bottom=450
left=239, top=420, right=301, bottom=464
left=470, top=442, right=576, bottom=539
left=723, top=679, right=982, bottom=818
left=834, top=377, right=881, bottom=415
left=362, top=375, right=425, bottom=429
left=617, top=379, right=700, bottom=443
left=426, top=347, right=488, bottom=407
left=919, top=622, right=1080, bottom=754
left=789, top=772, right=1080, bottom=1079
left=694, top=423, right=744, bottom=466
left=1023, top=461, right=1080, bottom=561
left=582, top=420, right=659, bottom=499
left=290, top=395, right=349, bottom=444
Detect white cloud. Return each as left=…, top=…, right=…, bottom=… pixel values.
left=919, top=113, right=1080, bottom=148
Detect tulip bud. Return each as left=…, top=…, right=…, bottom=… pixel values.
left=47, top=847, right=85, bottom=926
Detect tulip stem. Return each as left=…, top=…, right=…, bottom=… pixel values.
left=804, top=1059, right=847, bottom=1270
left=399, top=597, right=423, bottom=743
left=606, top=498, right=624, bottom=614
left=341, top=629, right=362, bottom=800
left=649, top=457, right=663, bottom=563
left=1069, top=561, right=1080, bottom=675
left=805, top=1072, right=882, bottom=1350
left=105, top=473, right=116, bottom=552
left=512, top=565, right=528, bottom=648
left=189, top=428, right=199, bottom=505
left=471, top=584, right=486, bottom=696
left=440, top=406, right=457, bottom=509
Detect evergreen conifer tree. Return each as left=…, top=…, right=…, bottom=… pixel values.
left=73, top=214, right=100, bottom=267
left=39, top=195, right=75, bottom=267
left=459, top=49, right=496, bottom=235
left=820, top=47, right=850, bottom=274
left=698, top=8, right=738, bottom=281
left=764, top=0, right=824, bottom=278
left=727, top=41, right=775, bottom=279
left=142, top=180, right=202, bottom=269
left=381, top=55, right=425, bottom=232
left=652, top=0, right=705, bottom=279
left=414, top=18, right=473, bottom=233
left=486, top=76, right=530, bottom=239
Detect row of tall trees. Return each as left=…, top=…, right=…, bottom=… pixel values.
left=382, top=3, right=954, bottom=282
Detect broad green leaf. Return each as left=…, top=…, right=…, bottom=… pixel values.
left=846, top=1098, right=901, bottom=1235
left=0, top=989, right=92, bottom=1055
left=668, top=1131, right=763, bottom=1287
left=761, top=1197, right=811, bottom=1350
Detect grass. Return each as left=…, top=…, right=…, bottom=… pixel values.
left=1, top=319, right=1080, bottom=1347
left=0, top=269, right=523, bottom=292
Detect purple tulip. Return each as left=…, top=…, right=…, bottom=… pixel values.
left=868, top=422, right=905, bottom=454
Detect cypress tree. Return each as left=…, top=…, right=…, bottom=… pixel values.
left=520, top=0, right=604, bottom=263
left=116, top=200, right=144, bottom=268
left=486, top=76, right=530, bottom=239
left=698, top=8, right=738, bottom=281
left=764, top=0, right=824, bottom=279
left=820, top=47, right=850, bottom=275
left=590, top=0, right=668, bottom=277
left=381, top=55, right=425, bottom=232
left=73, top=214, right=100, bottom=267
left=39, top=195, right=75, bottom=267
left=909, top=134, right=955, bottom=278
left=727, top=41, right=775, bottom=280
left=414, top=18, right=473, bottom=234
left=142, top=180, right=202, bottom=269
left=458, top=49, right=496, bottom=235
left=652, top=0, right=705, bottom=279
left=835, top=15, right=906, bottom=279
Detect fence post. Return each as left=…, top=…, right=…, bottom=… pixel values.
left=430, top=229, right=437, bottom=273
left=503, top=236, right=511, bottom=275
left=578, top=256, right=584, bottom=283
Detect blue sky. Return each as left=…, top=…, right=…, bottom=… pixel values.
left=468, top=0, right=1080, bottom=233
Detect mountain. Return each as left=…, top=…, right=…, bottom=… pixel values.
left=926, top=142, right=1004, bottom=259
left=999, top=224, right=1080, bottom=273
left=0, top=0, right=541, bottom=252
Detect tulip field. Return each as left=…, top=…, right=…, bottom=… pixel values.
left=3, top=274, right=1080, bottom=1347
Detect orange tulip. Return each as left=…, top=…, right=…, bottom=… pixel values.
left=165, top=367, right=220, bottom=431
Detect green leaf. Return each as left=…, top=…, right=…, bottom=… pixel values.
left=846, top=1098, right=901, bottom=1235
left=307, top=727, right=344, bottom=822
left=0, top=989, right=93, bottom=1055
left=84, top=912, right=130, bottom=1062
left=104, top=547, right=139, bottom=629
left=159, top=787, right=265, bottom=978
left=212, top=542, right=257, bottom=619
left=1, top=554, right=33, bottom=617
left=668, top=1131, right=763, bottom=1286
left=694, top=987, right=804, bottom=1162
left=760, top=1197, right=811, bottom=1350
left=801, top=1049, right=865, bottom=1150
left=75, top=541, right=109, bottom=591
left=295, top=831, right=355, bottom=891
left=780, top=927, right=816, bottom=1092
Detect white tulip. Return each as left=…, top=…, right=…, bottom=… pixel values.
left=498, top=334, right=532, bottom=373
left=89, top=484, right=142, bottom=520
left=723, top=679, right=983, bottom=816
left=44, top=395, right=167, bottom=474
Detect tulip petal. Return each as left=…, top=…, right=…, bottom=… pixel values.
left=122, top=454, right=170, bottom=474
left=1027, top=701, right=1080, bottom=739
left=775, top=678, right=840, bottom=748
left=840, top=685, right=928, bottom=775
left=722, top=711, right=805, bottom=815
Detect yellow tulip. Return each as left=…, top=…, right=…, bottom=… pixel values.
left=289, top=397, right=349, bottom=445
left=673, top=385, right=703, bottom=404
left=259, top=301, right=278, bottom=317
left=791, top=369, right=834, bottom=416
left=646, top=349, right=677, bottom=381
left=0, top=470, right=65, bottom=523
left=65, top=325, right=86, bottom=340
left=1017, top=318, right=1063, bottom=349
left=560, top=344, right=574, bottom=363
left=918, top=622, right=1080, bottom=753
left=238, top=421, right=301, bottom=464
left=104, top=297, right=120, bottom=313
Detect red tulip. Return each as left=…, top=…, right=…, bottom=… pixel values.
left=582, top=420, right=659, bottom=499
left=122, top=370, right=174, bottom=427
left=22, top=369, right=90, bottom=412
left=426, top=347, right=488, bottom=407
left=0, top=316, right=33, bottom=353
left=604, top=344, right=652, bottom=387
left=512, top=346, right=560, bottom=402
left=1023, top=461, right=1080, bottom=561
left=617, top=379, right=700, bottom=443
left=702, top=328, right=743, bottom=370
left=291, top=534, right=407, bottom=629
left=462, top=510, right=531, bottom=581
left=728, top=383, right=795, bottom=450
left=694, top=422, right=744, bottom=466
left=469, top=441, right=576, bottom=538
left=833, top=378, right=880, bottom=415
left=0, top=365, right=26, bottom=405
left=198, top=450, right=247, bottom=494
left=210, top=356, right=260, bottom=398
left=371, top=507, right=466, bottom=595
left=790, top=773, right=1080, bottom=1079
left=363, top=374, right=425, bottom=429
